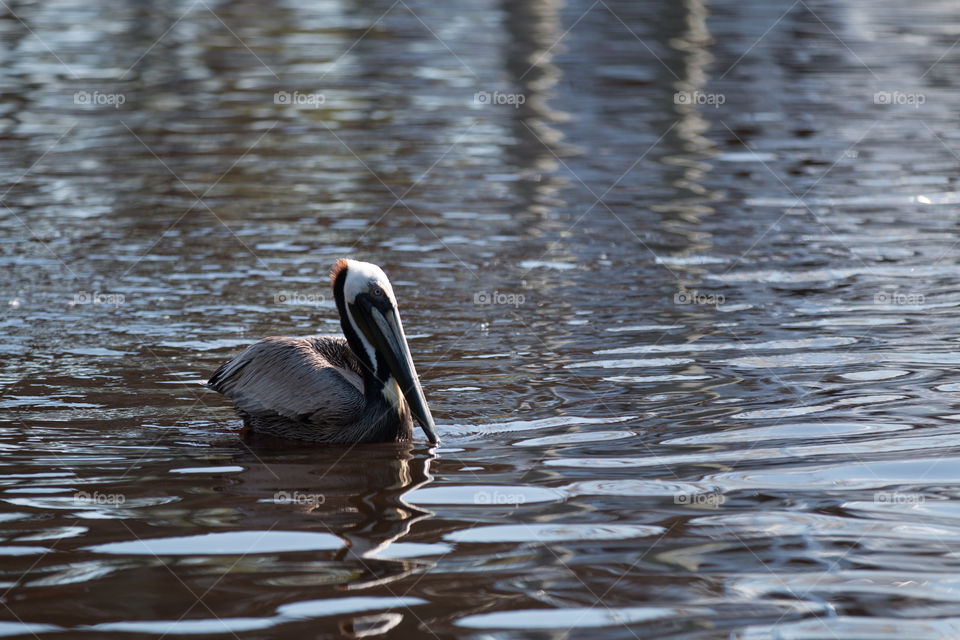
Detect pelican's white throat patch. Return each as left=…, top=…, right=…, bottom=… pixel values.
left=382, top=376, right=407, bottom=413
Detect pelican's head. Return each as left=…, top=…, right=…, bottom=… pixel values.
left=330, top=258, right=438, bottom=444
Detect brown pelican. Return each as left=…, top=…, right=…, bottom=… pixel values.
left=207, top=259, right=438, bottom=444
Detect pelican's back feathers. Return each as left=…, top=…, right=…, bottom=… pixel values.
left=208, top=336, right=369, bottom=441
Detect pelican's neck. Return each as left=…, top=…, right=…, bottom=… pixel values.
left=333, top=265, right=379, bottom=381
left=345, top=309, right=379, bottom=379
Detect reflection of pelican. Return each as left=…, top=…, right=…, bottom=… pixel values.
left=224, top=439, right=439, bottom=591
left=208, top=259, right=438, bottom=444
left=336, top=444, right=437, bottom=590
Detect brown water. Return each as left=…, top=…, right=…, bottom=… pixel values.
left=3, top=0, right=960, bottom=637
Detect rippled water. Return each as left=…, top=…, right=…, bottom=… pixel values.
left=3, top=0, right=960, bottom=637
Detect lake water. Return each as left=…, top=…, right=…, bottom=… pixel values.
left=3, top=0, right=960, bottom=637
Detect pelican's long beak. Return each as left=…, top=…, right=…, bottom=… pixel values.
left=351, top=298, right=439, bottom=444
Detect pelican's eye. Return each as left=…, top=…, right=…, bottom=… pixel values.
left=371, top=285, right=385, bottom=298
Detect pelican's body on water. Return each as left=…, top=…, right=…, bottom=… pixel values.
left=207, top=259, right=438, bottom=444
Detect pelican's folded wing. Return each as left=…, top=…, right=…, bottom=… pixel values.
left=207, top=336, right=365, bottom=426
